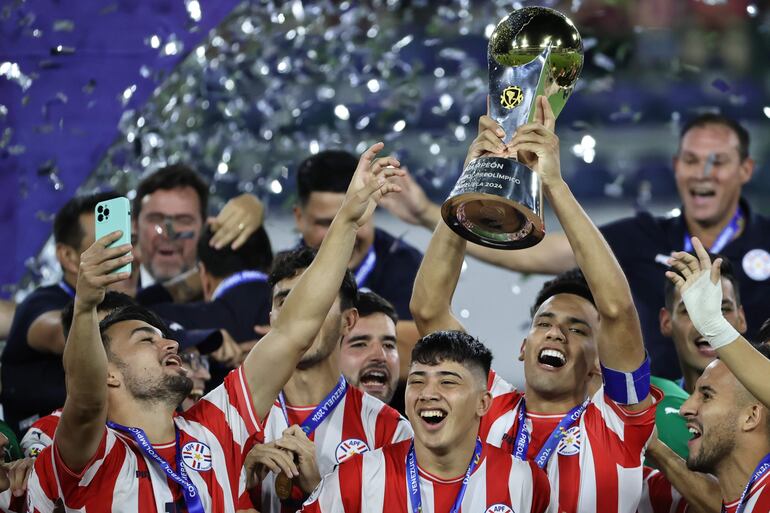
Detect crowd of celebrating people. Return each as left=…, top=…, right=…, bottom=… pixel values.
left=0, top=95, right=769, bottom=513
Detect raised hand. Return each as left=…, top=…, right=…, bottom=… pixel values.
left=666, top=237, right=738, bottom=349
left=508, top=95, right=562, bottom=189
left=76, top=232, right=133, bottom=309
left=338, top=142, right=404, bottom=228
left=208, top=193, right=264, bottom=250
left=376, top=167, right=435, bottom=227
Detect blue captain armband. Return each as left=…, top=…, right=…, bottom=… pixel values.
left=600, top=355, right=651, bottom=405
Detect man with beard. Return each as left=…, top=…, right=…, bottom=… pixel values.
left=676, top=345, right=770, bottom=512
left=247, top=249, right=412, bottom=513
left=411, top=97, right=658, bottom=513
left=339, top=291, right=400, bottom=405
left=26, top=142, right=405, bottom=512
left=300, top=331, right=555, bottom=513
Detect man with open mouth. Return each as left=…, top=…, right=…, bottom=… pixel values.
left=24, top=142, right=406, bottom=513
left=411, top=96, right=659, bottom=513
left=676, top=345, right=770, bottom=513
left=300, top=330, right=555, bottom=513
left=340, top=291, right=401, bottom=405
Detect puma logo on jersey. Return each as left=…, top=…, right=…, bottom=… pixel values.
left=664, top=407, right=680, bottom=415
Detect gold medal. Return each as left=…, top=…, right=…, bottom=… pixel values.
left=275, top=471, right=293, bottom=500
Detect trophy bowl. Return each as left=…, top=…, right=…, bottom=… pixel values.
left=442, top=7, right=583, bottom=249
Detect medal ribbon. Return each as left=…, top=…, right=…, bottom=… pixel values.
left=406, top=437, right=483, bottom=513
left=512, top=398, right=589, bottom=468
left=278, top=375, right=348, bottom=435
left=727, top=452, right=770, bottom=513
left=58, top=281, right=75, bottom=298
left=354, top=247, right=377, bottom=287
left=107, top=421, right=204, bottom=513
left=683, top=207, right=743, bottom=253
left=211, top=270, right=268, bottom=301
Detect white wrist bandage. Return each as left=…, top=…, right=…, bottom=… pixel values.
left=681, top=272, right=740, bottom=350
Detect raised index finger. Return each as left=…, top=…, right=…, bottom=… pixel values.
left=690, top=237, right=713, bottom=273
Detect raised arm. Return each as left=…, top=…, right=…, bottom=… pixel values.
left=409, top=221, right=467, bottom=336
left=242, top=143, right=403, bottom=419
left=409, top=115, right=515, bottom=337
left=57, top=232, right=134, bottom=472
left=668, top=237, right=770, bottom=409
left=510, top=96, right=649, bottom=405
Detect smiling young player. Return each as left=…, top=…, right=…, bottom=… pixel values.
left=25, top=143, right=405, bottom=513
left=410, top=97, right=660, bottom=513
left=300, top=330, right=555, bottom=513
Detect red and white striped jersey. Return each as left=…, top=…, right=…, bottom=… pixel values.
left=636, top=467, right=689, bottom=513
left=299, top=439, right=555, bottom=513
left=28, top=367, right=261, bottom=513
left=723, top=469, right=770, bottom=513
left=479, top=370, right=662, bottom=513
left=26, top=446, right=60, bottom=513
left=255, top=384, right=413, bottom=513
left=20, top=409, right=61, bottom=458
left=0, top=489, right=26, bottom=513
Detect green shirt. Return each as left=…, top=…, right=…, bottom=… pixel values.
left=0, top=420, right=22, bottom=461
left=648, top=375, right=690, bottom=466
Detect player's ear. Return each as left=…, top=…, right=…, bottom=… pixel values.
left=477, top=390, right=492, bottom=418
left=518, top=338, right=527, bottom=362
left=659, top=307, right=672, bottom=337
left=340, top=307, right=359, bottom=337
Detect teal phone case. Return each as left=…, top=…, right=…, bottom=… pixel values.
left=94, top=197, right=132, bottom=275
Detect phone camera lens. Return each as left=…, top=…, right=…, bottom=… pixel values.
left=97, top=205, right=103, bottom=213
left=104, top=208, right=110, bottom=216
left=97, top=214, right=104, bottom=222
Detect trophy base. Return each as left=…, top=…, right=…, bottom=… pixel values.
left=441, top=157, right=544, bottom=250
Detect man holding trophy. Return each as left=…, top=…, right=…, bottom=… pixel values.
left=410, top=7, right=660, bottom=513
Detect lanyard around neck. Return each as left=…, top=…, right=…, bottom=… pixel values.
left=684, top=207, right=743, bottom=253
left=277, top=375, right=348, bottom=436
left=727, top=452, right=770, bottom=513
left=406, top=437, right=483, bottom=513
left=512, top=398, right=589, bottom=468
left=107, top=421, right=204, bottom=513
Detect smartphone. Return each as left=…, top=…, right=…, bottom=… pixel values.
left=94, top=196, right=132, bottom=275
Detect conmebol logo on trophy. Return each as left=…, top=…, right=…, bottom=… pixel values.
left=441, top=6, right=583, bottom=249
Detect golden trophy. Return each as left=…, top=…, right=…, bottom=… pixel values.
left=442, top=7, right=583, bottom=249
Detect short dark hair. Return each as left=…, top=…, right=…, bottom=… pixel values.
left=664, top=253, right=740, bottom=311
left=61, top=291, right=139, bottom=339
left=296, top=150, right=357, bottom=206
left=531, top=268, right=595, bottom=317
left=268, top=247, right=358, bottom=310
left=411, top=330, right=493, bottom=381
left=357, top=291, right=398, bottom=325
left=133, top=164, right=209, bottom=220
left=99, top=304, right=170, bottom=351
left=197, top=224, right=273, bottom=278
left=53, top=191, right=120, bottom=249
left=680, top=113, right=750, bottom=161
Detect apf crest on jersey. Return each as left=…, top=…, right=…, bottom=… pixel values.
left=182, top=441, right=213, bottom=471
left=335, top=438, right=370, bottom=463
left=556, top=426, right=581, bottom=456
left=486, top=503, right=515, bottom=513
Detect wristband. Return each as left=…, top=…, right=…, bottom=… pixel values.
left=601, top=355, right=651, bottom=405
left=704, top=316, right=741, bottom=350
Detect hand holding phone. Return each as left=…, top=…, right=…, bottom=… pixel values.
left=94, top=197, right=132, bottom=275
